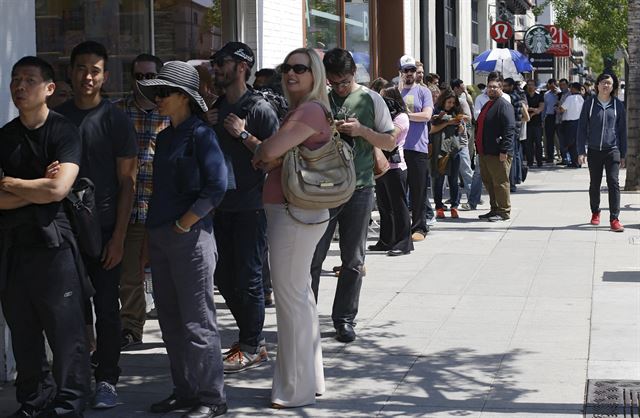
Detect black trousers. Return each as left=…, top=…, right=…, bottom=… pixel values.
left=526, top=121, right=544, bottom=166
left=1, top=245, right=90, bottom=417
left=544, top=115, right=556, bottom=161
left=374, top=168, right=413, bottom=253
left=587, top=148, right=621, bottom=221
left=404, top=150, right=430, bottom=234
left=84, top=228, right=122, bottom=385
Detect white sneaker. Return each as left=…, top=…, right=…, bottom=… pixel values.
left=426, top=217, right=437, bottom=226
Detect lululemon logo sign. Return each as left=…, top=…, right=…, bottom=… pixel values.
left=490, top=21, right=513, bottom=43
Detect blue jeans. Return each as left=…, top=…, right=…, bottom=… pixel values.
left=458, top=147, right=473, bottom=201
left=213, top=209, right=266, bottom=352
left=310, top=187, right=374, bottom=327
left=434, top=153, right=461, bottom=209
left=468, top=154, right=483, bottom=207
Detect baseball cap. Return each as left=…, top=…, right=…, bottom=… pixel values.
left=399, top=55, right=417, bottom=70
left=210, top=41, right=255, bottom=68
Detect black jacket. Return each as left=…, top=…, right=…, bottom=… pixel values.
left=480, top=97, right=515, bottom=156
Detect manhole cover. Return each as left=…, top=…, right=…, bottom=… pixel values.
left=585, top=380, right=640, bottom=417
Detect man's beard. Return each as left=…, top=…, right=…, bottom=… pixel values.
left=214, top=63, right=238, bottom=89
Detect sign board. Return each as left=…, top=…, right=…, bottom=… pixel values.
left=490, top=21, right=513, bottom=43
left=524, top=25, right=552, bottom=54
left=529, top=53, right=554, bottom=69
left=545, top=25, right=571, bottom=56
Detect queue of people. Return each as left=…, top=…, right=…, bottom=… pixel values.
left=0, top=38, right=629, bottom=418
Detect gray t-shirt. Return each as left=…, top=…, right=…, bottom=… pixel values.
left=56, top=99, right=137, bottom=229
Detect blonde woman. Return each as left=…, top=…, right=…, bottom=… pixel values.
left=252, top=48, right=330, bottom=408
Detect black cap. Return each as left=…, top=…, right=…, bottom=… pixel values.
left=210, top=42, right=255, bottom=68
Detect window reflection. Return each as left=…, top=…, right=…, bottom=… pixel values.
left=345, top=0, right=370, bottom=84
left=306, top=0, right=340, bottom=52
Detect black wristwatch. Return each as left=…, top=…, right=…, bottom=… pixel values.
left=239, top=130, right=250, bottom=141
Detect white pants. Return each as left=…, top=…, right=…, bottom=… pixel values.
left=265, top=204, right=328, bottom=407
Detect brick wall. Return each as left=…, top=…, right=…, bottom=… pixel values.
left=258, top=1, right=304, bottom=70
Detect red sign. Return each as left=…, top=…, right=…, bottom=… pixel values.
left=545, top=25, right=571, bottom=56
left=491, top=21, right=514, bottom=43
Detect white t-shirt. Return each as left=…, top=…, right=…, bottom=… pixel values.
left=473, top=92, right=511, bottom=119
left=561, top=94, right=584, bottom=121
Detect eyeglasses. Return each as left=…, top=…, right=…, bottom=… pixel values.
left=486, top=85, right=501, bottom=90
left=327, top=78, right=352, bottom=89
left=134, top=72, right=157, bottom=81
left=599, top=81, right=613, bottom=86
left=210, top=55, right=234, bottom=67
left=280, top=63, right=311, bottom=74
left=155, top=87, right=182, bottom=98
left=402, top=68, right=417, bottom=74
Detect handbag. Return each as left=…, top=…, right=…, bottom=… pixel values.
left=281, top=104, right=356, bottom=215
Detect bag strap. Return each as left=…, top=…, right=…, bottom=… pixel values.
left=285, top=202, right=344, bottom=225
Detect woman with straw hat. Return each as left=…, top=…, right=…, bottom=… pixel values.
left=138, top=61, right=228, bottom=418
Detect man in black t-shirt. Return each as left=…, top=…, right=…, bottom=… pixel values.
left=0, top=56, right=90, bottom=418
left=525, top=79, right=545, bottom=167
left=56, top=41, right=137, bottom=409
left=206, top=42, right=279, bottom=373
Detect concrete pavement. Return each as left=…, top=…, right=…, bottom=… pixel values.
left=0, top=164, right=638, bottom=417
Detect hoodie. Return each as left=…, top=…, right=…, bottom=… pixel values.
left=576, top=96, right=627, bottom=158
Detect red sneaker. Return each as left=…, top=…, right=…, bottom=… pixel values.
left=590, top=212, right=600, bottom=225
left=436, top=208, right=445, bottom=219
left=450, top=208, right=459, bottom=218
left=610, top=219, right=624, bottom=232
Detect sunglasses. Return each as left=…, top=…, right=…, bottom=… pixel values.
left=280, top=63, right=311, bottom=74
left=211, top=56, right=234, bottom=67
left=134, top=72, right=157, bottom=81
left=402, top=68, right=417, bottom=74
left=155, top=87, right=182, bottom=98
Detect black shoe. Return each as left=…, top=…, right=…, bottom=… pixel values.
left=368, top=243, right=390, bottom=251
left=150, top=394, right=199, bottom=413
left=387, top=249, right=410, bottom=257
left=121, top=329, right=142, bottom=350
left=335, top=323, right=356, bottom=343
left=8, top=405, right=38, bottom=418
left=478, top=211, right=495, bottom=219
left=182, top=403, right=228, bottom=418
left=556, top=160, right=568, bottom=165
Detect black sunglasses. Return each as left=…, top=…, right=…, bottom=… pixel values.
left=155, top=87, right=182, bottom=98
left=210, top=55, right=234, bottom=67
left=134, top=72, right=157, bottom=81
left=280, top=64, right=311, bottom=74
left=402, top=67, right=417, bottom=74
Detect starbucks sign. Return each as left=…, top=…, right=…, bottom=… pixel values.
left=524, top=25, right=552, bottom=54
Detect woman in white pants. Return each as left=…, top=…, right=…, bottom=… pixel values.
left=252, top=47, right=331, bottom=408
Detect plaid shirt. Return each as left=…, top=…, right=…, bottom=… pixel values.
left=115, top=95, right=170, bottom=224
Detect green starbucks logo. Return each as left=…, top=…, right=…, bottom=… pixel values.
left=524, top=25, right=552, bottom=54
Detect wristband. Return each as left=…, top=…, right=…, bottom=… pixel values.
left=174, top=219, right=191, bottom=233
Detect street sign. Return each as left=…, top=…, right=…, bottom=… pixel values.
left=529, top=53, right=554, bottom=69
left=490, top=21, right=513, bottom=43
left=545, top=25, right=571, bottom=57
left=524, top=25, right=552, bottom=54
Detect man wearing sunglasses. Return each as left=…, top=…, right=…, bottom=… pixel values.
left=310, top=48, right=396, bottom=343
left=399, top=55, right=435, bottom=242
left=206, top=42, right=279, bottom=374
left=114, top=53, right=170, bottom=353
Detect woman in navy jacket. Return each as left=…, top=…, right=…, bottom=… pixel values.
left=576, top=72, right=627, bottom=232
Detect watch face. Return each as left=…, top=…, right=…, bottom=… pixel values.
left=240, top=131, right=249, bottom=140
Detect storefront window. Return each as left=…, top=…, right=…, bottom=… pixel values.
left=35, top=0, right=222, bottom=99
left=305, top=0, right=340, bottom=51
left=305, top=0, right=372, bottom=84
left=345, top=0, right=370, bottom=84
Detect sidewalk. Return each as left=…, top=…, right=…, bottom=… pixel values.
left=1, top=165, right=638, bottom=417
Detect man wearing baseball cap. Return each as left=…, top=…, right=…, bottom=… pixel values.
left=207, top=41, right=280, bottom=373
left=399, top=54, right=435, bottom=242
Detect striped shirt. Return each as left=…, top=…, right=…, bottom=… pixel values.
left=115, top=95, right=170, bottom=224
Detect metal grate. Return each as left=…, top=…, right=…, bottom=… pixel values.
left=630, top=236, right=640, bottom=245
left=585, top=380, right=640, bottom=417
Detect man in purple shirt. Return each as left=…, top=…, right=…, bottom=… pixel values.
left=400, top=55, right=434, bottom=241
